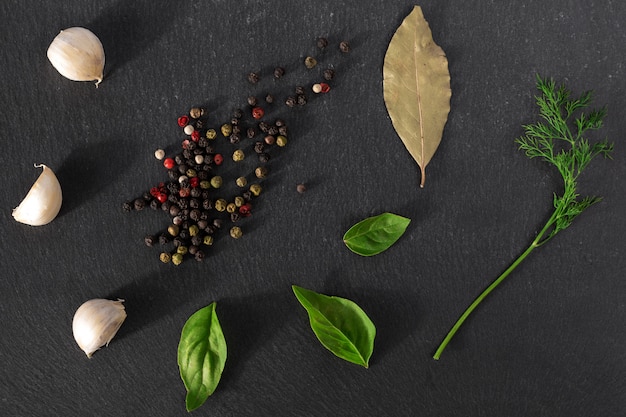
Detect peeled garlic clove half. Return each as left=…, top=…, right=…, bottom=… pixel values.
left=47, top=27, right=105, bottom=87
left=72, top=299, right=127, bottom=358
left=12, top=164, right=62, bottom=226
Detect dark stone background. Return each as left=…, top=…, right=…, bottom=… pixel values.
left=0, top=1, right=624, bottom=416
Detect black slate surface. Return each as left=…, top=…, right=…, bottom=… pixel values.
left=1, top=1, right=625, bottom=416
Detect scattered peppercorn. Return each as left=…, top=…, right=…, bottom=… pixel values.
left=323, top=68, right=335, bottom=80
left=252, top=107, right=265, bottom=119
left=285, top=96, right=296, bottom=107
left=160, top=252, right=172, bottom=263
left=265, top=94, right=274, bottom=104
left=276, top=135, right=288, bottom=147
left=206, top=129, right=217, bottom=139
left=232, top=149, right=245, bottom=162
left=236, top=176, right=248, bottom=187
left=189, top=107, right=204, bottom=119
left=249, top=183, right=262, bottom=196
left=220, top=123, right=232, bottom=137
left=247, top=96, right=257, bottom=106
left=230, top=226, right=243, bottom=239
left=254, top=166, right=268, bottom=178
left=317, top=37, right=328, bottom=49
left=154, top=149, right=166, bottom=160
left=339, top=41, right=350, bottom=53
left=296, top=183, right=307, bottom=194
left=247, top=72, right=260, bottom=83
left=304, top=56, right=317, bottom=69
left=273, top=67, right=285, bottom=78
left=171, top=253, right=184, bottom=266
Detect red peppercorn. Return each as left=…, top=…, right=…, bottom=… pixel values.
left=190, top=177, right=200, bottom=188
left=163, top=158, right=175, bottom=169
left=252, top=107, right=265, bottom=120
left=191, top=130, right=201, bottom=142
left=320, top=83, right=331, bottom=93
left=157, top=192, right=168, bottom=203
left=150, top=186, right=159, bottom=197
left=177, top=115, right=189, bottom=127
left=239, top=203, right=252, bottom=216
left=213, top=154, right=224, bottom=165
left=181, top=139, right=191, bottom=149
left=179, top=188, right=190, bottom=198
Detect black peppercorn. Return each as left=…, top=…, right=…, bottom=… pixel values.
left=295, top=86, right=305, bottom=95
left=133, top=198, right=146, bottom=211
left=194, top=250, right=205, bottom=262
left=161, top=201, right=172, bottom=212
left=248, top=72, right=260, bottom=83
left=230, top=212, right=241, bottom=222
left=231, top=117, right=239, bottom=126
left=278, top=125, right=288, bottom=136
left=168, top=170, right=179, bottom=180
left=258, top=121, right=269, bottom=133
left=150, top=199, right=160, bottom=210
left=265, top=94, right=274, bottom=104
left=194, top=119, right=205, bottom=129
left=297, top=94, right=307, bottom=106
left=233, top=108, right=243, bottom=119
left=202, top=199, right=212, bottom=210
left=159, top=234, right=170, bottom=245
left=273, top=67, right=285, bottom=78
left=323, top=68, right=335, bottom=81
left=339, top=41, right=350, bottom=53
left=190, top=209, right=201, bottom=221
left=254, top=141, right=265, bottom=154
left=285, top=96, right=296, bottom=107
left=317, top=37, right=329, bottom=49
left=229, top=134, right=241, bottom=144
left=247, top=96, right=258, bottom=106
left=275, top=119, right=285, bottom=127
left=144, top=235, right=156, bottom=246
left=267, top=125, right=278, bottom=136
left=122, top=201, right=133, bottom=212
left=213, top=218, right=223, bottom=229
left=191, top=235, right=203, bottom=247
left=189, top=198, right=200, bottom=209
left=258, top=152, right=270, bottom=163
left=247, top=127, right=256, bottom=139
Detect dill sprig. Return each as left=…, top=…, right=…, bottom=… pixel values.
left=433, top=75, right=613, bottom=360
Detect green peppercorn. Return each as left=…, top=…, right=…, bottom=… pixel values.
left=177, top=246, right=189, bottom=255
left=226, top=203, right=237, bottom=213
left=304, top=56, right=317, bottom=69
left=206, top=129, right=217, bottom=139
left=255, top=166, right=268, bottom=179
left=203, top=235, right=214, bottom=246
left=232, top=149, right=245, bottom=162
left=188, top=225, right=200, bottom=236
left=276, top=135, right=287, bottom=147
left=234, top=196, right=245, bottom=207
left=210, top=176, right=223, bottom=188
left=172, top=253, right=184, bottom=266
left=221, top=123, right=232, bottom=137
left=189, top=107, right=204, bottom=119
left=186, top=169, right=197, bottom=178
left=159, top=252, right=172, bottom=263
left=214, top=198, right=227, bottom=212
left=200, top=180, right=211, bottom=189
left=236, top=176, right=247, bottom=187
left=249, top=183, right=262, bottom=197
left=168, top=224, right=180, bottom=236
left=230, top=226, right=243, bottom=239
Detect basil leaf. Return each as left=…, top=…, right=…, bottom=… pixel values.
left=292, top=285, right=376, bottom=368
left=343, top=212, right=411, bottom=256
left=177, top=302, right=227, bottom=412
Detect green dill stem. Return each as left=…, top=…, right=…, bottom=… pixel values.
left=433, top=212, right=557, bottom=360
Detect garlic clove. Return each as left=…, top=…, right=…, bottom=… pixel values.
left=12, top=164, right=62, bottom=226
left=47, top=27, right=105, bottom=87
left=72, top=299, right=127, bottom=358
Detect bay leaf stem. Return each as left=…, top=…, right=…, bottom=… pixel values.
left=433, top=211, right=558, bottom=360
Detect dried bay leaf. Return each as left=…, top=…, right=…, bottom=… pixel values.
left=383, top=6, right=451, bottom=188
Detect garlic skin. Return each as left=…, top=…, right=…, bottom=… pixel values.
left=72, top=299, right=127, bottom=358
left=47, top=27, right=105, bottom=87
left=12, top=164, right=62, bottom=226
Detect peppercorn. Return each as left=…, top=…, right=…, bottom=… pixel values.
left=339, top=41, right=350, bottom=53
left=265, top=94, right=274, bottom=104
left=226, top=203, right=237, bottom=213
left=279, top=125, right=288, bottom=136
left=189, top=197, right=200, bottom=208
left=200, top=180, right=211, bottom=189
left=189, top=107, right=204, bottom=119
left=213, top=154, right=224, bottom=165
left=254, top=141, right=265, bottom=154
left=163, top=158, right=175, bottom=170
left=195, top=119, right=205, bottom=130
left=186, top=169, right=197, bottom=178
left=171, top=253, right=184, bottom=266
left=150, top=199, right=159, bottom=210
left=210, top=176, right=223, bottom=188
left=273, top=67, right=285, bottom=78
left=144, top=235, right=156, bottom=247
left=312, top=83, right=322, bottom=93
left=122, top=201, right=133, bottom=212
left=229, top=134, right=241, bottom=144
left=275, top=119, right=285, bottom=127
left=264, top=135, right=275, bottom=145
left=154, top=149, right=166, bottom=160
left=248, top=72, right=260, bottom=83
left=247, top=96, right=257, bottom=106
left=159, top=252, right=172, bottom=263
left=232, top=149, right=245, bottom=162
left=230, top=212, right=241, bottom=222
left=183, top=125, right=195, bottom=136
left=236, top=176, right=248, bottom=187
left=317, top=37, right=329, bottom=49
left=249, top=184, right=262, bottom=196
left=220, top=123, right=232, bottom=137
left=168, top=224, right=180, bottom=237
left=178, top=115, right=190, bottom=127
left=242, top=190, right=253, bottom=201
left=194, top=250, right=205, bottom=262
left=276, top=135, right=287, bottom=147
left=255, top=166, right=268, bottom=178
left=189, top=209, right=201, bottom=221
left=213, top=219, right=223, bottom=229
left=232, top=196, right=244, bottom=207
left=285, top=96, right=296, bottom=107
left=177, top=246, right=188, bottom=255
left=297, top=94, right=307, bottom=106
left=258, top=153, right=270, bottom=163
left=214, top=198, right=227, bottom=212
left=202, top=199, right=212, bottom=210
left=133, top=198, right=146, bottom=211
left=239, top=203, right=252, bottom=217
left=267, top=125, right=279, bottom=135
left=323, top=68, right=335, bottom=81
left=206, top=129, right=217, bottom=139
left=188, top=245, right=198, bottom=256
left=295, top=86, right=305, bottom=95
left=159, top=234, right=170, bottom=245
left=304, top=56, right=317, bottom=69
left=252, top=107, right=265, bottom=119
left=194, top=155, right=204, bottom=165
left=297, top=183, right=307, bottom=194
left=188, top=225, right=200, bottom=237
left=230, top=226, right=243, bottom=239
left=203, top=235, right=214, bottom=246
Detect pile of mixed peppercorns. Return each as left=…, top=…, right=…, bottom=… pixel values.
left=123, top=38, right=349, bottom=265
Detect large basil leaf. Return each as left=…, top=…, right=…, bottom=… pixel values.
left=177, top=302, right=227, bottom=412
left=343, top=212, right=411, bottom=256
left=292, top=285, right=376, bottom=368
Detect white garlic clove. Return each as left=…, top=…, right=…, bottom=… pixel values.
left=47, top=27, right=105, bottom=87
left=12, top=164, right=62, bottom=226
left=72, top=299, right=127, bottom=358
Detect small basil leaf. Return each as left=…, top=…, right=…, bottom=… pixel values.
left=292, top=285, right=376, bottom=368
left=343, top=212, right=411, bottom=256
left=177, top=302, right=227, bottom=412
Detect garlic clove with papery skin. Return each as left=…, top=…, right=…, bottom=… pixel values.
left=47, top=27, right=105, bottom=87
left=12, top=164, right=62, bottom=226
left=72, top=299, right=127, bottom=358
